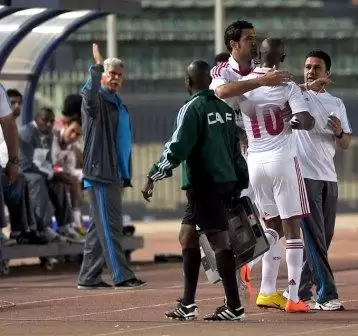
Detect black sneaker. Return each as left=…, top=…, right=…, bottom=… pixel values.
left=165, top=299, right=198, bottom=320
left=12, top=231, right=48, bottom=245
left=203, top=304, right=245, bottom=321
left=77, top=281, right=112, bottom=290
left=115, top=278, right=146, bottom=289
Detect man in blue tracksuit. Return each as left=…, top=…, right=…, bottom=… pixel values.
left=77, top=43, right=145, bottom=289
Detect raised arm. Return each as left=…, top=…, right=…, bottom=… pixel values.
left=81, top=43, right=104, bottom=117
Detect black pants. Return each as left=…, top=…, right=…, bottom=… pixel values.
left=2, top=173, right=37, bottom=233
left=182, top=187, right=231, bottom=231
left=299, top=178, right=338, bottom=304
left=24, top=173, right=74, bottom=231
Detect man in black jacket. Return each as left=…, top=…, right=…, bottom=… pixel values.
left=77, top=43, right=145, bottom=290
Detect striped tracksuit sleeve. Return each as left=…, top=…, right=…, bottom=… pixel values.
left=148, top=97, right=200, bottom=182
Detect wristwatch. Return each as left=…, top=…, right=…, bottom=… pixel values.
left=8, top=156, right=19, bottom=165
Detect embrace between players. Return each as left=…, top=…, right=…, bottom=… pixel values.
left=142, top=20, right=344, bottom=321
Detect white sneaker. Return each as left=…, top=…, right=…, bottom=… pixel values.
left=304, top=297, right=318, bottom=310
left=314, top=299, right=344, bottom=311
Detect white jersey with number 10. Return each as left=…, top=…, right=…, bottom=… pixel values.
left=239, top=68, right=309, bottom=162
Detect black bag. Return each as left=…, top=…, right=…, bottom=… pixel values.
left=199, top=196, right=270, bottom=284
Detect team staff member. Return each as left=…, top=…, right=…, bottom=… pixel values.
left=210, top=20, right=292, bottom=295
left=292, top=50, right=352, bottom=310
left=142, top=60, right=248, bottom=321
left=77, top=43, right=145, bottom=290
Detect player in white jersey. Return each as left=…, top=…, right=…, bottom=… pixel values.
left=239, top=38, right=315, bottom=313
left=209, top=21, right=292, bottom=296
left=286, top=50, right=351, bottom=311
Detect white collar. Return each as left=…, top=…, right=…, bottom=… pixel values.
left=252, top=67, right=272, bottom=75
left=228, top=56, right=253, bottom=75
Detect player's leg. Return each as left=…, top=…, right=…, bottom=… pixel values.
left=300, top=179, right=342, bottom=310
left=193, top=187, right=244, bottom=321
left=165, top=190, right=200, bottom=320
left=322, top=181, right=338, bottom=251
left=204, top=229, right=245, bottom=321
left=320, top=181, right=342, bottom=309
left=179, top=224, right=201, bottom=306
left=275, top=157, right=310, bottom=312
left=256, top=216, right=286, bottom=310
left=77, top=191, right=110, bottom=288
left=247, top=160, right=285, bottom=310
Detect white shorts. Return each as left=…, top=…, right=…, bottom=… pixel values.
left=247, top=156, right=310, bottom=220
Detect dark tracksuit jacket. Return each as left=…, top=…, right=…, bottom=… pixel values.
left=78, top=64, right=135, bottom=286
left=148, top=89, right=249, bottom=193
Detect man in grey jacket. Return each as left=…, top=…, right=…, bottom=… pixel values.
left=77, top=43, right=145, bottom=289
left=19, top=107, right=82, bottom=242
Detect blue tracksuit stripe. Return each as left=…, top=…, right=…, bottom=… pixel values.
left=95, top=186, right=122, bottom=284
left=300, top=218, right=326, bottom=300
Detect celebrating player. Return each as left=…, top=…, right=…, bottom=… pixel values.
left=239, top=38, right=314, bottom=313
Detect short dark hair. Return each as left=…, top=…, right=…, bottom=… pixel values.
left=68, top=115, right=82, bottom=126
left=36, top=106, right=54, bottom=120
left=62, top=94, right=82, bottom=118
left=214, top=51, right=230, bottom=64
left=6, top=89, right=22, bottom=100
left=306, top=50, right=331, bottom=71
left=224, top=20, right=254, bottom=52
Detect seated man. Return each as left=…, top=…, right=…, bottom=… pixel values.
left=52, top=115, right=86, bottom=235
left=0, top=89, right=46, bottom=244
left=55, top=94, right=83, bottom=169
left=18, top=107, right=83, bottom=242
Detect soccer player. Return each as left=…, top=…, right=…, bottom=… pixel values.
left=210, top=20, right=292, bottom=295
left=142, top=60, right=248, bottom=321
left=291, top=50, right=351, bottom=310
left=239, top=38, right=315, bottom=313
left=210, top=21, right=291, bottom=111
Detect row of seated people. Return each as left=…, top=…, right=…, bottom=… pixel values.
left=0, top=91, right=86, bottom=244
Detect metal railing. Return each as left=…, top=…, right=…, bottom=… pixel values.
left=37, top=73, right=358, bottom=219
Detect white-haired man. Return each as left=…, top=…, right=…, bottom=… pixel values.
left=77, top=44, right=146, bottom=289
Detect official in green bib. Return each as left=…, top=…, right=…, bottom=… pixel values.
left=142, top=60, right=248, bottom=321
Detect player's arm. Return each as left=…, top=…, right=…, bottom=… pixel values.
left=147, top=104, right=200, bottom=182
left=334, top=127, right=351, bottom=150
left=213, top=68, right=292, bottom=99
left=81, top=43, right=104, bottom=117
left=330, top=99, right=352, bottom=150
left=287, top=83, right=315, bottom=130
left=299, top=77, right=332, bottom=93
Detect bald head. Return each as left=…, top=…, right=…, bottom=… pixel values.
left=260, top=38, right=285, bottom=68
left=185, top=60, right=212, bottom=94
